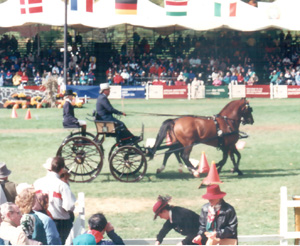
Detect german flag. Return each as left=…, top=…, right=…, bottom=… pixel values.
left=115, top=0, right=137, bottom=15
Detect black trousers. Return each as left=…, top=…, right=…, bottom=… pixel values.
left=53, top=218, right=73, bottom=245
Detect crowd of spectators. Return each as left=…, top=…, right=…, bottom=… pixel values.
left=106, top=30, right=300, bottom=87
left=0, top=34, right=97, bottom=87
left=1, top=29, right=300, bottom=88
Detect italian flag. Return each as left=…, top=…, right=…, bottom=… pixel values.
left=214, top=2, right=237, bottom=17
left=165, top=0, right=188, bottom=17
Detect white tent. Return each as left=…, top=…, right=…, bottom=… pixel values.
left=0, top=0, right=299, bottom=32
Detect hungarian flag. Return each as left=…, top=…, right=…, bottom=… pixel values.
left=20, top=0, right=43, bottom=14
left=115, top=0, right=138, bottom=15
left=165, top=0, right=188, bottom=16
left=214, top=2, right=237, bottom=17
left=71, top=0, right=93, bottom=13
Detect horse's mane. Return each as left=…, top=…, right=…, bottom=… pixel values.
left=219, top=98, right=245, bottom=115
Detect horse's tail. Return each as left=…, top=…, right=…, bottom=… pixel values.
left=149, top=119, right=175, bottom=159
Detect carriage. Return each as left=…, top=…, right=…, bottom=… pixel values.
left=57, top=98, right=254, bottom=183
left=56, top=120, right=149, bottom=183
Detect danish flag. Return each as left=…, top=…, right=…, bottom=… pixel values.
left=20, top=0, right=43, bottom=14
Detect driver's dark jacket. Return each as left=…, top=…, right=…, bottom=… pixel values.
left=96, top=93, right=122, bottom=120
left=198, top=199, right=238, bottom=244
left=156, top=206, right=200, bottom=245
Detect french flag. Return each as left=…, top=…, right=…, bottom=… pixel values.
left=20, top=0, right=43, bottom=14
left=71, top=0, right=93, bottom=13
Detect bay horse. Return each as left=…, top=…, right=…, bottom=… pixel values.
left=149, top=98, right=254, bottom=176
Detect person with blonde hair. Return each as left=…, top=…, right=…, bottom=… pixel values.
left=15, top=188, right=47, bottom=245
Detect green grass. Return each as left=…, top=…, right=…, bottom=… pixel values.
left=0, top=98, right=300, bottom=244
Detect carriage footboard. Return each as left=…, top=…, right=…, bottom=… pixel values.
left=95, top=121, right=116, bottom=134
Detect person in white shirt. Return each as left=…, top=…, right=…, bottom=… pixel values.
left=34, top=157, right=76, bottom=244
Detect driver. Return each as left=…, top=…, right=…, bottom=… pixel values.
left=95, top=83, right=140, bottom=145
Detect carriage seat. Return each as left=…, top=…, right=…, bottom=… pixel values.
left=94, top=120, right=116, bottom=134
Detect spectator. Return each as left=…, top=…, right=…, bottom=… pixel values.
left=295, top=71, right=300, bottom=86
left=0, top=162, right=17, bottom=203
left=269, top=70, right=278, bottom=84
left=120, top=69, right=129, bottom=84
left=153, top=195, right=200, bottom=245
left=33, top=157, right=76, bottom=244
left=0, top=202, right=36, bottom=245
left=34, top=72, right=42, bottom=86
left=222, top=72, right=231, bottom=85
left=73, top=213, right=125, bottom=245
left=87, top=70, right=96, bottom=85
left=15, top=188, right=47, bottom=245
left=32, top=192, right=62, bottom=245
left=113, top=72, right=124, bottom=85
left=79, top=71, right=87, bottom=85
left=192, top=185, right=238, bottom=245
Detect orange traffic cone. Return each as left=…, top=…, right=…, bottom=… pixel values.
left=25, top=109, right=32, bottom=120
left=11, top=107, right=18, bottom=118
left=198, top=151, right=210, bottom=174
left=200, top=161, right=222, bottom=187
left=166, top=133, right=172, bottom=146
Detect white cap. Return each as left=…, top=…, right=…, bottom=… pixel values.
left=100, top=83, right=110, bottom=93
left=43, top=157, right=53, bottom=170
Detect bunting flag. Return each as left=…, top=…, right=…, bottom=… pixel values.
left=115, top=0, right=138, bottom=15
left=20, top=0, right=43, bottom=14
left=214, top=2, right=237, bottom=17
left=165, top=0, right=188, bottom=16
left=71, top=0, right=93, bottom=13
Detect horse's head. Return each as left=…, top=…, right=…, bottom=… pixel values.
left=240, top=100, right=254, bottom=125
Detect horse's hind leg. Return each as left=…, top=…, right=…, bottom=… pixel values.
left=174, top=151, right=184, bottom=173
left=230, top=147, right=243, bottom=175
left=157, top=151, right=171, bottom=174
left=216, top=150, right=229, bottom=174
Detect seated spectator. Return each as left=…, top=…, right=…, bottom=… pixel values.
left=120, top=69, right=129, bottom=84
left=247, top=71, right=258, bottom=86
left=87, top=70, right=96, bottom=85
left=12, top=73, right=21, bottom=86
left=79, top=72, right=87, bottom=85
left=222, top=72, right=231, bottom=85
left=284, top=70, right=294, bottom=85
left=113, top=72, right=124, bottom=85
left=237, top=72, right=244, bottom=84
left=0, top=69, right=5, bottom=87
left=230, top=72, right=238, bottom=85
left=34, top=72, right=42, bottom=86
left=73, top=213, right=125, bottom=245
left=295, top=71, right=300, bottom=86
left=193, top=185, right=238, bottom=245
left=15, top=188, right=47, bottom=245
left=276, top=72, right=285, bottom=85
left=73, top=72, right=80, bottom=85
left=0, top=162, right=17, bottom=203
left=153, top=195, right=200, bottom=245
left=0, top=202, right=37, bottom=245
left=4, top=70, right=12, bottom=85
left=212, top=75, right=222, bottom=86
left=20, top=72, right=29, bottom=86
left=177, top=72, right=185, bottom=82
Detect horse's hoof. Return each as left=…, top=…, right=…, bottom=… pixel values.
left=193, top=171, right=200, bottom=178
left=156, top=168, right=162, bottom=174
left=238, top=171, right=243, bottom=176
left=178, top=168, right=183, bottom=173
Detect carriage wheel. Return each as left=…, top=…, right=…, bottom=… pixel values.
left=57, top=136, right=104, bottom=183
left=108, top=143, right=119, bottom=161
left=64, top=132, right=104, bottom=143
left=109, top=146, right=147, bottom=183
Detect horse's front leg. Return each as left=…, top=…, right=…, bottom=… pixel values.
left=174, top=150, right=184, bottom=173
left=180, top=146, right=199, bottom=177
left=216, top=149, right=229, bottom=174
left=230, top=147, right=243, bottom=175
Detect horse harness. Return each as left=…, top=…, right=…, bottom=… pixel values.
left=212, top=114, right=239, bottom=149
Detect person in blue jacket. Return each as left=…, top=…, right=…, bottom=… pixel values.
left=96, top=83, right=140, bottom=145
left=63, top=89, right=86, bottom=135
